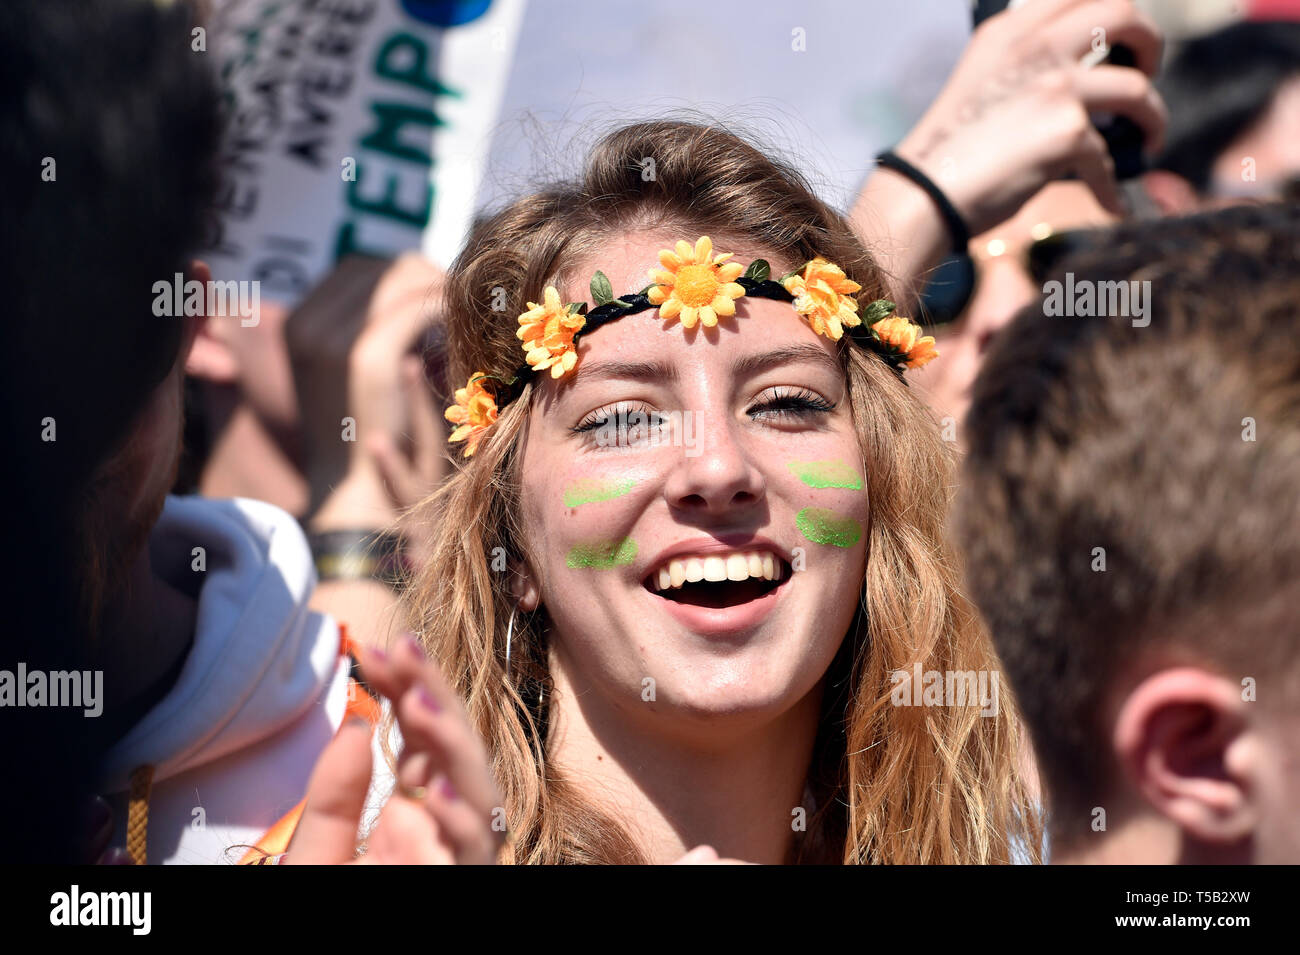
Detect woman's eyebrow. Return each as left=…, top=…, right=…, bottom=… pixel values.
left=571, top=343, right=839, bottom=387
left=732, top=343, right=841, bottom=379
left=572, top=358, right=677, bottom=385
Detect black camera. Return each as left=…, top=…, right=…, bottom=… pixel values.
left=972, top=0, right=1147, bottom=179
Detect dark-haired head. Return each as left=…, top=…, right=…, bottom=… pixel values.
left=959, top=202, right=1300, bottom=861
left=0, top=0, right=221, bottom=862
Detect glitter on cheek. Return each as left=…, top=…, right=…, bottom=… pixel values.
left=795, top=507, right=863, bottom=548
left=787, top=459, right=863, bottom=490
left=562, top=477, right=637, bottom=508
left=565, top=537, right=638, bottom=569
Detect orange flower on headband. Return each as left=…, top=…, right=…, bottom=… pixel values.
left=871, top=315, right=939, bottom=369
left=517, top=286, right=586, bottom=379
left=781, top=258, right=863, bottom=341
left=445, top=372, right=499, bottom=457
left=646, top=236, right=747, bottom=329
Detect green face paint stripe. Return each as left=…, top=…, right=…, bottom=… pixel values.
left=795, top=507, right=862, bottom=548
left=787, top=459, right=863, bottom=490
left=562, top=477, right=637, bottom=508
left=565, top=537, right=638, bottom=569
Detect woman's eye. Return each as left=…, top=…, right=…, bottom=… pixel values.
left=748, top=386, right=836, bottom=421
left=572, top=403, right=668, bottom=447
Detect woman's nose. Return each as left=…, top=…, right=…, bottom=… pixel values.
left=662, top=412, right=765, bottom=518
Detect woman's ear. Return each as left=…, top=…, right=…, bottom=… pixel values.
left=510, top=559, right=541, bottom=612
left=183, top=259, right=240, bottom=383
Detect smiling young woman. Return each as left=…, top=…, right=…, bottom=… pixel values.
left=399, top=119, right=1042, bottom=864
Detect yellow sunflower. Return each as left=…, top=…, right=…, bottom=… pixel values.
left=445, top=372, right=499, bottom=457
left=871, top=315, right=939, bottom=369
left=646, top=236, right=746, bottom=329
left=517, top=286, right=586, bottom=379
left=781, top=258, right=863, bottom=341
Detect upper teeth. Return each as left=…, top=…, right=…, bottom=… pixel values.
left=650, top=551, right=782, bottom=591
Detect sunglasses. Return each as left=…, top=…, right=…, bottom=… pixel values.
left=915, top=229, right=1103, bottom=330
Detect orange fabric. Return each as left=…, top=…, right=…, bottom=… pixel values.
left=238, top=797, right=306, bottom=865
left=237, top=623, right=379, bottom=864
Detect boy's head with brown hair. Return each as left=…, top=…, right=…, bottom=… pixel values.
left=956, top=202, right=1300, bottom=864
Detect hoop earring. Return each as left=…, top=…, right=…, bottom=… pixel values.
left=504, top=607, right=517, bottom=678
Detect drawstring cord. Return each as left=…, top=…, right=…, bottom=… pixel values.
left=126, top=764, right=154, bottom=865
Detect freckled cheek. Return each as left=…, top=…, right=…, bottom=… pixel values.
left=788, top=489, right=869, bottom=558
left=545, top=467, right=654, bottom=571
left=774, top=454, right=869, bottom=558
left=773, top=491, right=868, bottom=617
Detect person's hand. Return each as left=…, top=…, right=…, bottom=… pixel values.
left=286, top=252, right=447, bottom=535
left=288, top=254, right=447, bottom=645
left=285, top=637, right=505, bottom=865
left=852, top=0, right=1165, bottom=290
left=900, top=0, right=1164, bottom=229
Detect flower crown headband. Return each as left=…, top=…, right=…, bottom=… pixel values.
left=445, top=236, right=938, bottom=456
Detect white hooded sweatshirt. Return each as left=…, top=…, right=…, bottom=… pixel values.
left=97, top=496, right=350, bottom=865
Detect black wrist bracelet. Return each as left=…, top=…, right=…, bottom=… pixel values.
left=875, top=149, right=971, bottom=252
left=307, top=528, right=410, bottom=588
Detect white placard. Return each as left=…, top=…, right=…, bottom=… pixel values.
left=204, top=0, right=525, bottom=306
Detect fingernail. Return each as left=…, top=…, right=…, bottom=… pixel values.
left=98, top=847, right=136, bottom=866
left=438, top=778, right=457, bottom=801
left=403, top=634, right=425, bottom=659
left=368, top=646, right=387, bottom=662
left=417, top=686, right=441, bottom=714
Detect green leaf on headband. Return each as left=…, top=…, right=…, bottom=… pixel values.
left=638, top=282, right=659, bottom=296
left=862, top=299, right=895, bottom=324
left=743, top=259, right=771, bottom=282
left=478, top=372, right=519, bottom=390
left=610, top=298, right=633, bottom=309
left=567, top=302, right=585, bottom=315
left=590, top=270, right=614, bottom=305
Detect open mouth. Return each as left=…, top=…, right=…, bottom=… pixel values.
left=643, top=550, right=789, bottom=609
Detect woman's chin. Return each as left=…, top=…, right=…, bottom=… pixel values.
left=643, top=683, right=800, bottom=725
left=623, top=643, right=829, bottom=729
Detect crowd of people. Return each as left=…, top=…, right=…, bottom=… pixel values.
left=3, top=0, right=1298, bottom=866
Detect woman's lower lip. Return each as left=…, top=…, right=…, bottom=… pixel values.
left=644, top=577, right=787, bottom=636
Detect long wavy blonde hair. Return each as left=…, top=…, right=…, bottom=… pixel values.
left=401, top=119, right=1042, bottom=863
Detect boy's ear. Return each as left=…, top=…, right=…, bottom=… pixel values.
left=182, top=259, right=238, bottom=383
left=1113, top=668, right=1258, bottom=848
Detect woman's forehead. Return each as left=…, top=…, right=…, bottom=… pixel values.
left=568, top=293, right=838, bottom=373
left=561, top=231, right=791, bottom=303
